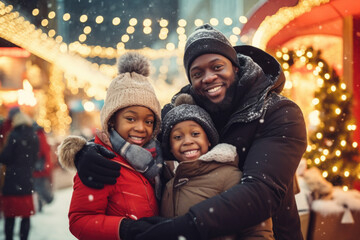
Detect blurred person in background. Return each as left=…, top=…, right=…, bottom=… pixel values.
left=33, top=122, right=54, bottom=212
left=0, top=111, right=39, bottom=240
left=0, top=107, right=20, bottom=219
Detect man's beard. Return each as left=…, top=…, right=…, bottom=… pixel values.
left=190, top=77, right=239, bottom=115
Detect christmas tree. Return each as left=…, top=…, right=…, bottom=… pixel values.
left=275, top=47, right=360, bottom=190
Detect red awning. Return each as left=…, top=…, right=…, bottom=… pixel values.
left=242, top=0, right=360, bottom=49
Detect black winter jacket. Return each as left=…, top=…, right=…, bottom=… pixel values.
left=172, top=45, right=307, bottom=240
left=0, top=115, right=39, bottom=196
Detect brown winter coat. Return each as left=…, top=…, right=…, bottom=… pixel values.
left=161, top=143, right=274, bottom=240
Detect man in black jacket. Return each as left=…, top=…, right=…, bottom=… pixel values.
left=59, top=24, right=307, bottom=239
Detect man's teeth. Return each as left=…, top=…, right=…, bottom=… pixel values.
left=207, top=86, right=221, bottom=93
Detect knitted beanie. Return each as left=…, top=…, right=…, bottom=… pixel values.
left=100, top=52, right=161, bottom=138
left=183, top=23, right=239, bottom=81
left=161, top=94, right=219, bottom=159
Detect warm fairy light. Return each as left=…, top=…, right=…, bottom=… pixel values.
left=80, top=14, right=88, bottom=23
left=48, top=11, right=56, bottom=19
left=129, top=18, right=137, bottom=26
left=311, top=98, right=320, bottom=105
left=166, top=43, right=175, bottom=51
left=332, top=166, right=338, bottom=172
left=112, top=17, right=120, bottom=25
left=159, top=19, right=168, bottom=27
left=194, top=19, right=203, bottom=26
left=324, top=73, right=330, bottom=79
left=340, top=140, right=346, bottom=147
left=143, top=18, right=152, bottom=27
left=229, top=35, right=238, bottom=44
left=314, top=158, right=320, bottom=164
left=48, top=29, right=56, bottom=37
left=340, top=83, right=346, bottom=89
left=341, top=94, right=347, bottom=101
left=232, top=27, right=241, bottom=35
left=79, top=34, right=86, bottom=42
left=83, top=101, right=95, bottom=112
left=335, top=108, right=341, bottom=115
left=322, top=171, right=328, bottom=178
left=282, top=62, right=289, bottom=69
left=276, top=51, right=282, bottom=58
left=316, top=78, right=324, bottom=87
left=63, top=13, right=70, bottom=21
left=238, top=16, right=247, bottom=24
left=143, top=26, right=152, bottom=34
left=282, top=54, right=289, bottom=61
left=331, top=85, right=336, bottom=92
left=121, top=34, right=129, bottom=42
left=318, top=62, right=324, bottom=67
left=344, top=171, right=350, bottom=177
left=178, top=19, right=186, bottom=27
left=343, top=186, right=349, bottom=191
left=176, top=27, right=185, bottom=35
left=306, top=51, right=313, bottom=58
left=83, top=26, right=91, bottom=34
left=323, top=149, right=329, bottom=155
left=353, top=142, right=358, bottom=148
left=32, top=8, right=39, bottom=16
left=316, top=132, right=323, bottom=139
left=224, top=17, right=232, bottom=25
left=347, top=125, right=356, bottom=131
left=126, top=26, right=135, bottom=34
left=209, top=18, right=219, bottom=26
left=41, top=19, right=48, bottom=27
left=95, top=16, right=104, bottom=24
left=320, top=155, right=326, bottom=161
left=335, top=150, right=341, bottom=156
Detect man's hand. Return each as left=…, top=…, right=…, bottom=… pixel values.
left=75, top=142, right=119, bottom=189
left=134, top=214, right=200, bottom=240
left=119, top=217, right=168, bottom=240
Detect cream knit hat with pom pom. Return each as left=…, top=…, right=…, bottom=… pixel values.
left=100, top=52, right=161, bottom=138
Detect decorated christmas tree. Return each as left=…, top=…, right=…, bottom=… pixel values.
left=275, top=47, right=360, bottom=190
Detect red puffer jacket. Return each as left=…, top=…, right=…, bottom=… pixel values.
left=68, top=135, right=159, bottom=240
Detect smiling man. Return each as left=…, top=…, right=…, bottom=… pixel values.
left=133, top=24, right=308, bottom=240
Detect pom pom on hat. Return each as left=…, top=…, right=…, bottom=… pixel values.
left=117, top=52, right=150, bottom=77
left=100, top=52, right=161, bottom=138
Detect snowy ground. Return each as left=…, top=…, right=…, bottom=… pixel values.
left=0, top=187, right=76, bottom=240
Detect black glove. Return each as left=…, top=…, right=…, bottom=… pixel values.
left=134, top=213, right=201, bottom=240
left=75, top=141, right=119, bottom=189
left=119, top=218, right=163, bottom=240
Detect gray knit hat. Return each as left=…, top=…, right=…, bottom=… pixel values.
left=183, top=23, right=239, bottom=81
left=161, top=94, right=219, bottom=159
left=100, top=52, right=161, bottom=138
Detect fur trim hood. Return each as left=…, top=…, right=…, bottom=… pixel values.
left=57, top=135, right=87, bottom=170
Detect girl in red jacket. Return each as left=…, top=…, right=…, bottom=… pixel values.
left=58, top=52, right=163, bottom=240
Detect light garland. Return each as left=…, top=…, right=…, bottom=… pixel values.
left=252, top=0, right=330, bottom=49
left=276, top=46, right=360, bottom=189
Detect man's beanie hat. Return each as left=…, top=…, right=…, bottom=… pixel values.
left=183, top=23, right=239, bottom=81
left=161, top=94, right=219, bottom=159
left=100, top=52, right=161, bottom=138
